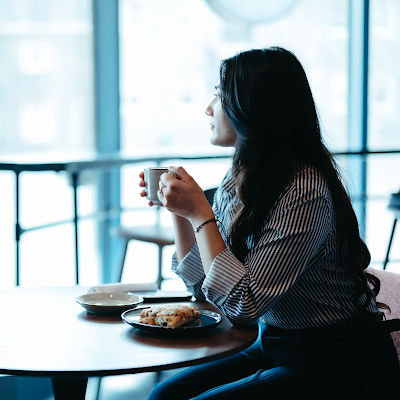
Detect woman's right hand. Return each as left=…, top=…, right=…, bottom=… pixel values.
left=158, top=166, right=214, bottom=227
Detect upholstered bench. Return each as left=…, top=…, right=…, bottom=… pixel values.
left=368, top=267, right=400, bottom=361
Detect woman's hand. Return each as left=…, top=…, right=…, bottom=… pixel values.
left=158, top=166, right=214, bottom=227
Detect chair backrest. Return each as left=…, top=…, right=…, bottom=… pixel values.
left=388, top=192, right=400, bottom=209
left=204, top=187, right=217, bottom=206
left=388, top=192, right=400, bottom=218
left=367, top=268, right=400, bottom=361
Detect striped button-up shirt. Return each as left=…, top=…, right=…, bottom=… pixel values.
left=172, top=165, right=378, bottom=329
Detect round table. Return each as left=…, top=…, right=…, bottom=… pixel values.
left=0, top=286, right=258, bottom=399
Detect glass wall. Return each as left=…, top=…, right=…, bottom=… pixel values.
left=118, top=0, right=352, bottom=284
left=119, top=0, right=349, bottom=156
left=119, top=0, right=400, bottom=278
left=1, top=0, right=399, bottom=288
left=0, top=0, right=94, bottom=154
left=0, top=0, right=96, bottom=287
left=367, top=0, right=400, bottom=270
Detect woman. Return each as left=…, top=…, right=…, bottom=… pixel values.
left=140, top=47, right=400, bottom=399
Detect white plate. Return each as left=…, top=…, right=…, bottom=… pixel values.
left=76, top=293, right=144, bottom=315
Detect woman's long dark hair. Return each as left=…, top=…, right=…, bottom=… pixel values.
left=219, top=47, right=386, bottom=314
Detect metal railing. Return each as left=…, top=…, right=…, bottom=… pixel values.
left=1, top=149, right=399, bottom=285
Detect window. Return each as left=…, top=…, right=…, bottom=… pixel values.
left=1, top=0, right=399, bottom=288
left=118, top=0, right=351, bottom=284
left=119, top=0, right=349, bottom=155
left=367, top=0, right=400, bottom=271
left=0, top=0, right=95, bottom=287
left=0, top=0, right=94, bottom=154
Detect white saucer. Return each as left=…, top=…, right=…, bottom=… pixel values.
left=76, top=293, right=144, bottom=315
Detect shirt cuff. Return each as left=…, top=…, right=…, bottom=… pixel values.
left=202, top=248, right=247, bottom=305
left=171, top=242, right=205, bottom=287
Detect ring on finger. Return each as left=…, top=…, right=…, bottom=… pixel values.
left=168, top=171, right=178, bottom=179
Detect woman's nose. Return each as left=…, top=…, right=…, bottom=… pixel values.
left=205, top=102, right=213, bottom=116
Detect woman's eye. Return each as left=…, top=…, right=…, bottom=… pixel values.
left=213, top=93, right=221, bottom=98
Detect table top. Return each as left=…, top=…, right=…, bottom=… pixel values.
left=0, top=286, right=258, bottom=378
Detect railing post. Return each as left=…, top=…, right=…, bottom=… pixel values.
left=71, top=172, right=80, bottom=284
left=15, top=171, right=20, bottom=286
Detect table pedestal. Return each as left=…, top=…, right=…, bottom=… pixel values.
left=51, top=377, right=88, bottom=400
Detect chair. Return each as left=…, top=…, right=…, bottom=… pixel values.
left=367, top=267, right=400, bottom=361
left=113, top=187, right=217, bottom=286
left=383, top=192, right=400, bottom=270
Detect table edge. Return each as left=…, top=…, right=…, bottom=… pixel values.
left=0, top=327, right=257, bottom=378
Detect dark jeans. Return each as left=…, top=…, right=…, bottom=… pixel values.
left=148, top=322, right=400, bottom=400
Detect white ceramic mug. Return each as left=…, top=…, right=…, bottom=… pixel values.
left=144, top=167, right=179, bottom=204
left=145, top=166, right=180, bottom=204
left=144, top=167, right=168, bottom=205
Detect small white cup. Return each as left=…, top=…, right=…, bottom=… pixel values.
left=144, top=167, right=169, bottom=205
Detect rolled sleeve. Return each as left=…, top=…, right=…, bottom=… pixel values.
left=202, top=248, right=247, bottom=305
left=171, top=242, right=207, bottom=300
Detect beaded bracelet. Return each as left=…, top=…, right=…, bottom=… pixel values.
left=193, top=218, right=220, bottom=233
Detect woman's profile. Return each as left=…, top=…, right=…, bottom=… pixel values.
left=140, top=47, right=400, bottom=399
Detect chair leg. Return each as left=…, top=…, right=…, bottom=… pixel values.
left=118, top=240, right=129, bottom=282
left=383, top=219, right=397, bottom=270
left=157, top=244, right=164, bottom=289
left=95, top=376, right=102, bottom=400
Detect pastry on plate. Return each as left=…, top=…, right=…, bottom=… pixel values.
left=139, top=304, right=201, bottom=329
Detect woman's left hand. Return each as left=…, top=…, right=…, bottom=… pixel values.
left=158, top=166, right=214, bottom=226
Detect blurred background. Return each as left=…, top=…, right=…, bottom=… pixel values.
left=1, top=0, right=400, bottom=398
